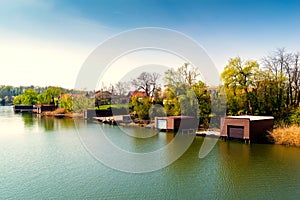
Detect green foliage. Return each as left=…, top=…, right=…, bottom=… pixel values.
left=192, top=81, right=211, bottom=127
left=254, top=70, right=287, bottom=117
left=99, top=104, right=129, bottom=110
left=23, top=89, right=38, bottom=105
left=163, top=88, right=181, bottom=116
left=164, top=65, right=213, bottom=127
left=149, top=104, right=166, bottom=120
left=221, top=57, right=259, bottom=115
left=164, top=63, right=199, bottom=94
left=13, top=95, right=23, bottom=105
left=220, top=50, right=300, bottom=125
left=178, top=90, right=198, bottom=116
left=37, top=93, right=50, bottom=104
left=37, top=87, right=62, bottom=104
left=72, top=96, right=94, bottom=113
left=131, top=96, right=152, bottom=119
left=60, top=95, right=73, bottom=112
left=290, top=108, right=300, bottom=125
left=0, top=85, right=14, bottom=105
left=13, top=88, right=38, bottom=105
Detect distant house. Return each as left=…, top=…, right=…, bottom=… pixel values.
left=127, top=91, right=148, bottom=103
left=127, top=91, right=147, bottom=98
left=95, top=90, right=112, bottom=106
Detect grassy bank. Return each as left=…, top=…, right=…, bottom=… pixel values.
left=268, top=126, right=300, bottom=147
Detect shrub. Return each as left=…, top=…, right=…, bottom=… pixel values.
left=269, top=126, right=300, bottom=147
left=290, top=108, right=300, bottom=125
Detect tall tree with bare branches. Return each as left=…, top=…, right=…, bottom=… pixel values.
left=131, top=72, right=160, bottom=97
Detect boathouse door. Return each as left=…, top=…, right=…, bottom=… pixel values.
left=157, top=119, right=167, bottom=129
left=228, top=125, right=244, bottom=139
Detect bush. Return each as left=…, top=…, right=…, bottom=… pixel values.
left=290, top=108, right=300, bottom=125
left=131, top=96, right=152, bottom=119
left=269, top=126, right=300, bottom=147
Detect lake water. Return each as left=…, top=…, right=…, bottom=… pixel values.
left=1, top=106, right=300, bottom=199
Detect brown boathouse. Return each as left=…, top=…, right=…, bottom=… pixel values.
left=35, top=104, right=56, bottom=114
left=220, top=116, right=274, bottom=142
left=155, top=116, right=197, bottom=131
left=13, top=105, right=34, bottom=113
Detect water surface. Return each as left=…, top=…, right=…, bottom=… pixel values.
left=0, top=106, right=299, bottom=199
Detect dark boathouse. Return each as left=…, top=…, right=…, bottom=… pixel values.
left=155, top=116, right=197, bottom=131
left=13, top=105, right=34, bottom=113
left=220, top=116, right=274, bottom=142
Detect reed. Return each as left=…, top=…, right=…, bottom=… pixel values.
left=269, top=125, right=300, bottom=147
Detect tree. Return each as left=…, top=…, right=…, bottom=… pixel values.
left=164, top=63, right=199, bottom=93
left=131, top=96, right=152, bottom=119
left=131, top=72, right=160, bottom=97
left=13, top=95, right=23, bottom=105
left=164, top=64, right=212, bottom=127
left=60, top=95, right=73, bottom=112
left=72, top=96, right=94, bottom=113
left=114, top=81, right=130, bottom=96
left=0, top=85, right=14, bottom=105
left=192, top=81, right=211, bottom=127
left=38, top=87, right=62, bottom=105
left=292, top=53, right=300, bottom=107
left=163, top=87, right=181, bottom=116
left=254, top=70, right=280, bottom=115
left=262, top=49, right=294, bottom=111
left=221, top=57, right=259, bottom=115
left=13, top=88, right=38, bottom=105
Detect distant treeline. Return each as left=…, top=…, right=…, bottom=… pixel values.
left=0, top=85, right=88, bottom=106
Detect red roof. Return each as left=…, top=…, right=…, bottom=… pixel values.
left=128, top=91, right=147, bottom=97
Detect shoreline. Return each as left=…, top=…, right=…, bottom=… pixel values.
left=8, top=105, right=300, bottom=148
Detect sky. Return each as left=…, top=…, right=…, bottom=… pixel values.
left=0, top=0, right=299, bottom=89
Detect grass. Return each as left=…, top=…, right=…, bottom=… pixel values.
left=268, top=125, right=300, bottom=147
left=98, top=104, right=130, bottom=110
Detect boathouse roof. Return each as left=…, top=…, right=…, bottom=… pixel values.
left=226, top=115, right=274, bottom=121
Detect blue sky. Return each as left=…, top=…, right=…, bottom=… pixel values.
left=0, top=0, right=299, bottom=88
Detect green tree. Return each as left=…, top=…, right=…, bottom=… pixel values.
left=148, top=104, right=166, bottom=120
left=221, top=57, right=259, bottom=115
left=60, top=95, right=73, bottom=112
left=290, top=107, right=300, bottom=125
left=192, top=81, right=211, bottom=127
left=131, top=96, right=152, bottom=119
left=0, top=85, right=14, bottom=105
left=13, top=95, right=23, bottom=105
left=21, top=88, right=38, bottom=105
left=72, top=96, right=94, bottom=113
left=164, top=63, right=199, bottom=94
left=38, top=87, right=62, bottom=104
left=163, top=87, right=181, bottom=116
left=164, top=65, right=212, bottom=127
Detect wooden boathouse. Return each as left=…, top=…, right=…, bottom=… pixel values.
left=220, top=116, right=274, bottom=142
left=13, top=105, right=34, bottom=113
left=35, top=104, right=56, bottom=114
left=155, top=116, right=197, bottom=131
